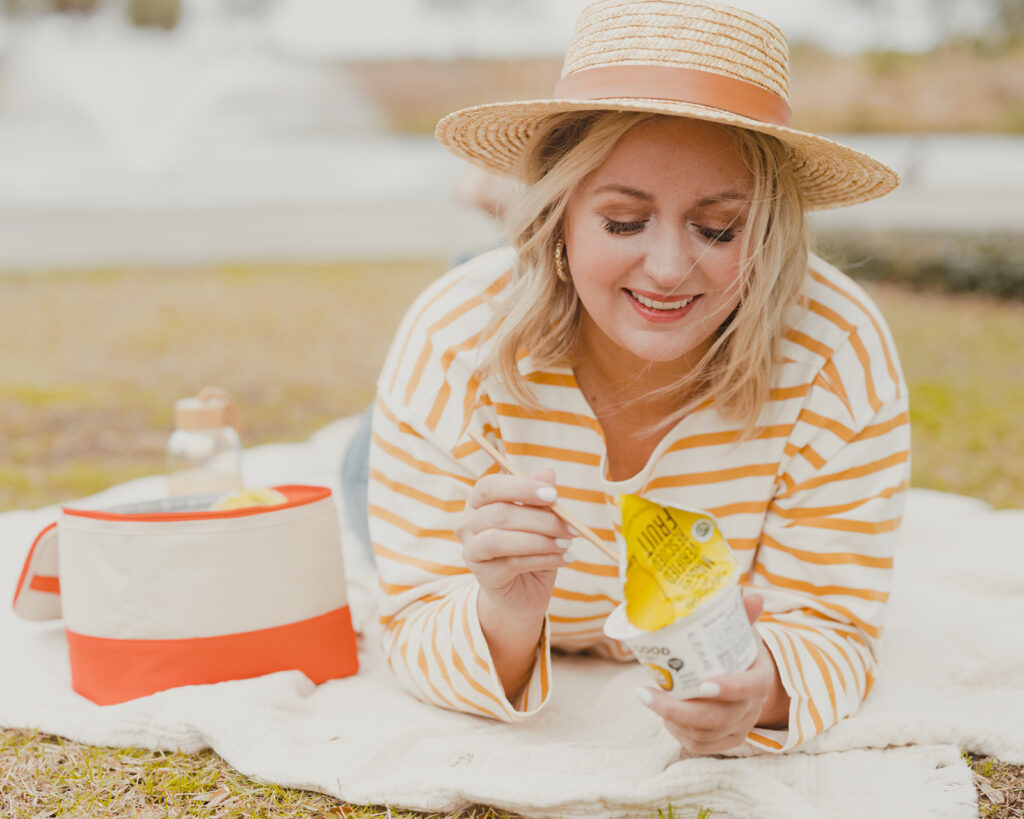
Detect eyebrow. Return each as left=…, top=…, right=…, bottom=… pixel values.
left=697, top=191, right=751, bottom=206
left=591, top=184, right=751, bottom=206
left=592, top=183, right=653, bottom=201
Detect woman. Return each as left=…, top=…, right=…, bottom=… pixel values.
left=366, top=0, right=910, bottom=755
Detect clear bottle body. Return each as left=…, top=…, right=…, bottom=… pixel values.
left=167, top=426, right=243, bottom=496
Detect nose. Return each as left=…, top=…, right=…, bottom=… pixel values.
left=641, top=223, right=696, bottom=293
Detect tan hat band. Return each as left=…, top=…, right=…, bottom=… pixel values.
left=553, top=65, right=792, bottom=127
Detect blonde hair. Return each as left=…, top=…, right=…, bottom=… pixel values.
left=477, top=111, right=808, bottom=435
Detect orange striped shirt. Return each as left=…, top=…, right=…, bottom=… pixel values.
left=369, top=246, right=910, bottom=752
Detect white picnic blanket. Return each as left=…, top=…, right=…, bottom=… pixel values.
left=3, top=416, right=1022, bottom=818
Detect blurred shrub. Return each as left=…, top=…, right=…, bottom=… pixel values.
left=818, top=231, right=1024, bottom=299
left=2, top=0, right=97, bottom=12
left=865, top=49, right=914, bottom=76
left=51, top=0, right=98, bottom=10
left=126, top=0, right=180, bottom=29
left=995, top=0, right=1024, bottom=37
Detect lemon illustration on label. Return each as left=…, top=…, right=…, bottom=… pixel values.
left=619, top=495, right=737, bottom=631
left=643, top=663, right=674, bottom=691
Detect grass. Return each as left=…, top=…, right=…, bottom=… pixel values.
left=0, top=260, right=446, bottom=511
left=858, top=280, right=1024, bottom=509
left=1, top=252, right=1022, bottom=816
left=0, top=728, right=508, bottom=819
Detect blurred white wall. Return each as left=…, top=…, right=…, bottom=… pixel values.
left=267, top=0, right=993, bottom=59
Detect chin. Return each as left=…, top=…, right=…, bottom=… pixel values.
left=628, top=345, right=700, bottom=366
left=631, top=332, right=705, bottom=360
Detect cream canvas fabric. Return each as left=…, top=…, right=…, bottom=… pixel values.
left=54, top=493, right=348, bottom=639
left=2, top=416, right=1022, bottom=818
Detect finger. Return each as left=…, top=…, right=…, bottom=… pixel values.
left=532, top=466, right=556, bottom=488
left=638, top=688, right=757, bottom=754
left=465, top=528, right=574, bottom=564
left=639, top=687, right=746, bottom=733
left=697, top=645, right=775, bottom=704
left=681, top=717, right=760, bottom=743
left=741, top=593, right=764, bottom=624
left=472, top=552, right=574, bottom=587
left=466, top=501, right=571, bottom=542
left=667, top=726, right=750, bottom=755
left=467, top=472, right=560, bottom=510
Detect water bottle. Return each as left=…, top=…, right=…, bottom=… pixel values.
left=167, top=387, right=243, bottom=496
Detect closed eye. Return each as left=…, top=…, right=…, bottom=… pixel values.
left=696, top=225, right=737, bottom=243
left=602, top=218, right=647, bottom=236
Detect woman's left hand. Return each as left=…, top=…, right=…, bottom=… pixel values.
left=636, top=594, right=790, bottom=754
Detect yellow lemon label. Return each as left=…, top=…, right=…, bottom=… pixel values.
left=643, top=663, right=675, bottom=691
left=211, top=488, right=288, bottom=511
left=619, top=495, right=737, bottom=631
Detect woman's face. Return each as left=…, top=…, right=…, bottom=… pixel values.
left=563, top=117, right=754, bottom=376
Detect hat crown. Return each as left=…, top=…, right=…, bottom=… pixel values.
left=562, top=0, right=790, bottom=101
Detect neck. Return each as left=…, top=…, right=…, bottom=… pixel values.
left=573, top=316, right=711, bottom=422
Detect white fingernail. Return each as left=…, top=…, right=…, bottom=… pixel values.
left=536, top=486, right=557, bottom=502
left=634, top=687, right=654, bottom=707
left=698, top=681, right=721, bottom=698
left=561, top=550, right=577, bottom=564
left=555, top=538, right=572, bottom=550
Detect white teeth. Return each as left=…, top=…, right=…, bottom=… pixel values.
left=629, top=290, right=696, bottom=311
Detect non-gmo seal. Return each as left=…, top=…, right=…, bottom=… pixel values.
left=691, top=518, right=714, bottom=543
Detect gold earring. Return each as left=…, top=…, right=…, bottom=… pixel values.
left=554, top=237, right=570, bottom=283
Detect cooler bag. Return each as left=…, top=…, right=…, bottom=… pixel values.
left=12, top=484, right=359, bottom=705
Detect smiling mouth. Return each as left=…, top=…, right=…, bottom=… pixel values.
left=627, top=290, right=697, bottom=311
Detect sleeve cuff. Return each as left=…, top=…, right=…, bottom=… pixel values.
left=745, top=622, right=805, bottom=753
left=464, top=583, right=553, bottom=721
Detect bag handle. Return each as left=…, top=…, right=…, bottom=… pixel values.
left=12, top=522, right=61, bottom=621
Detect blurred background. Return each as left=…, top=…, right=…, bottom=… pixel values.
left=1, top=0, right=1023, bottom=513
left=1, top=0, right=1023, bottom=266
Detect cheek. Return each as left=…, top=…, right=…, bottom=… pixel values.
left=703, top=247, right=747, bottom=292
left=566, top=235, right=631, bottom=287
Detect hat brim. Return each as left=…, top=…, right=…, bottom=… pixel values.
left=435, top=97, right=899, bottom=211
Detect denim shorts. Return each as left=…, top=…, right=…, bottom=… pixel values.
left=340, top=408, right=373, bottom=554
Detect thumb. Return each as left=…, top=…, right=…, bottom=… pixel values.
left=742, top=592, right=764, bottom=624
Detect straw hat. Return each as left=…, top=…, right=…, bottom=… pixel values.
left=435, top=0, right=899, bottom=210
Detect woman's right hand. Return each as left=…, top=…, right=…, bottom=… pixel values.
left=457, top=466, right=573, bottom=624
left=457, top=466, right=573, bottom=698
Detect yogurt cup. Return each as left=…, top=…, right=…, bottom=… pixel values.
left=603, top=581, right=758, bottom=698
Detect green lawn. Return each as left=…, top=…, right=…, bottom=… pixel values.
left=864, top=281, right=1024, bottom=508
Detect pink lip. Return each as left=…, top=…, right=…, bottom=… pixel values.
left=624, top=289, right=701, bottom=323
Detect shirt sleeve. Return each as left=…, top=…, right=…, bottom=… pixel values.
left=746, top=334, right=911, bottom=752
left=368, top=393, right=553, bottom=721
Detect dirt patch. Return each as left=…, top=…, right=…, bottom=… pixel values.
left=346, top=57, right=562, bottom=134
left=789, top=43, right=1024, bottom=133
left=345, top=44, right=1024, bottom=135
left=971, top=753, right=1024, bottom=819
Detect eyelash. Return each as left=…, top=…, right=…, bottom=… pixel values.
left=697, top=226, right=737, bottom=244
left=602, top=218, right=647, bottom=235
left=601, top=219, right=738, bottom=244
